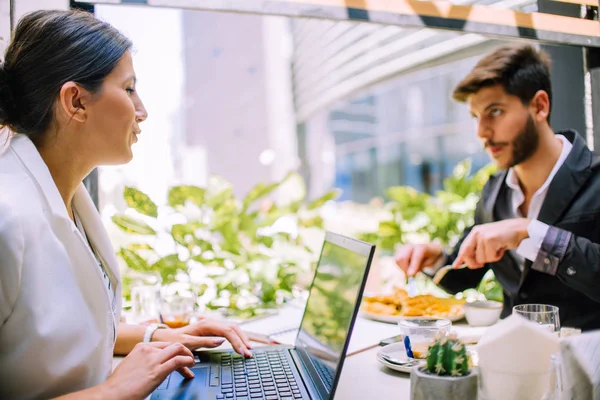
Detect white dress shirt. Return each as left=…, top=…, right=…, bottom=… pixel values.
left=512, top=134, right=572, bottom=263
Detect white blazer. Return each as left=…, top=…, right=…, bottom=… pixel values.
left=0, top=134, right=122, bottom=399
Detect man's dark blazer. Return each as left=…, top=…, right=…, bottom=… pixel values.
left=439, top=130, right=600, bottom=331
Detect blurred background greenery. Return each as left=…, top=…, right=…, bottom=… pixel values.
left=112, top=158, right=503, bottom=319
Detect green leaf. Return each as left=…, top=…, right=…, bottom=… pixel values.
left=261, top=281, right=277, bottom=304
left=358, top=232, right=379, bottom=246
left=306, top=189, right=340, bottom=210
left=118, top=248, right=150, bottom=272
left=477, top=270, right=504, bottom=303
left=123, top=187, right=158, bottom=217
left=171, top=223, right=195, bottom=247
left=151, top=254, right=187, bottom=284
left=220, top=234, right=243, bottom=255
left=168, top=185, right=206, bottom=208
left=214, top=198, right=238, bottom=219
left=299, top=216, right=324, bottom=229
left=240, top=212, right=259, bottom=236
left=243, top=181, right=280, bottom=211
left=126, top=243, right=155, bottom=252
left=207, top=188, right=234, bottom=209
left=171, top=223, right=209, bottom=247
left=377, top=221, right=402, bottom=238
left=121, top=273, right=135, bottom=301
left=258, top=203, right=298, bottom=227
left=387, top=186, right=429, bottom=206
left=112, top=214, right=156, bottom=235
left=258, top=236, right=274, bottom=248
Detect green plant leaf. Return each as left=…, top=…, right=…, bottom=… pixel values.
left=387, top=186, right=429, bottom=206
left=477, top=270, right=504, bottom=303
left=207, top=188, right=234, bottom=209
left=243, top=181, right=280, bottom=211
left=121, top=273, right=135, bottom=302
left=123, top=187, right=158, bottom=217
left=151, top=254, right=187, bottom=284
left=258, top=202, right=300, bottom=227
left=260, top=280, right=277, bottom=304
left=299, top=216, right=324, bottom=229
left=118, top=248, right=150, bottom=272
left=126, top=243, right=155, bottom=252
left=258, top=236, right=274, bottom=248
left=214, top=198, right=238, bottom=220
left=239, top=212, right=258, bottom=236
left=171, top=223, right=212, bottom=252
left=377, top=221, right=402, bottom=238
left=112, top=214, right=156, bottom=235
left=168, top=185, right=206, bottom=208
left=306, top=189, right=340, bottom=210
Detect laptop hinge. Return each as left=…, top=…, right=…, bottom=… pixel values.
left=289, top=349, right=325, bottom=400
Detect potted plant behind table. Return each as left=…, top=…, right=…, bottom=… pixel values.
left=410, top=332, right=478, bottom=400
left=110, top=172, right=339, bottom=320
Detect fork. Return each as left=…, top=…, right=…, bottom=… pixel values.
left=407, top=277, right=417, bottom=297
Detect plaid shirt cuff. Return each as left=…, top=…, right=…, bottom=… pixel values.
left=531, top=226, right=572, bottom=275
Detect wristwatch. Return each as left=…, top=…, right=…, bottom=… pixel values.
left=143, top=323, right=168, bottom=343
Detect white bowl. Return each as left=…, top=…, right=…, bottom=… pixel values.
left=464, top=301, right=503, bottom=327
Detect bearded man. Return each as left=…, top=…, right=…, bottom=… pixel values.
left=395, top=44, right=600, bottom=330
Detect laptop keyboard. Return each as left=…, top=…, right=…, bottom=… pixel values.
left=216, top=350, right=303, bottom=400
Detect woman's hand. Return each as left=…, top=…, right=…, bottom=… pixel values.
left=154, top=317, right=253, bottom=357
left=101, top=342, right=195, bottom=400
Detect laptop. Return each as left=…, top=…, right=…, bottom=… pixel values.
left=151, top=231, right=375, bottom=400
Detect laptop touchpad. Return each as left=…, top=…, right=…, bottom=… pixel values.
left=166, top=367, right=209, bottom=389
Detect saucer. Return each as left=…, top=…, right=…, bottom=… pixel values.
left=376, top=342, right=425, bottom=373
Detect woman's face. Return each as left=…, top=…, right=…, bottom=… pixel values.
left=84, top=51, right=147, bottom=165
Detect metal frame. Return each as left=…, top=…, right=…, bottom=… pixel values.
left=75, top=0, right=600, bottom=47
left=9, top=0, right=14, bottom=37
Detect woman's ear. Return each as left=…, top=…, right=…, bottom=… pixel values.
left=531, top=90, right=550, bottom=124
left=57, top=82, right=91, bottom=123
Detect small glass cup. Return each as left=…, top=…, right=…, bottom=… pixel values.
left=513, top=304, right=560, bottom=333
left=398, top=318, right=452, bottom=359
left=161, top=292, right=196, bottom=329
left=130, top=284, right=161, bottom=325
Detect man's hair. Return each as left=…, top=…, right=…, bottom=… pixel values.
left=452, top=44, right=552, bottom=110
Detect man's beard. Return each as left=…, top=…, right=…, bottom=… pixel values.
left=485, top=115, right=540, bottom=168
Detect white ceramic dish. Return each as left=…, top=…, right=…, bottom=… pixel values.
left=361, top=309, right=465, bottom=324
left=464, top=301, right=503, bottom=327
left=376, top=342, right=425, bottom=373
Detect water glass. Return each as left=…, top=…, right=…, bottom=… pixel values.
left=513, top=304, right=560, bottom=333
left=130, top=284, right=161, bottom=325
left=398, top=318, right=452, bottom=359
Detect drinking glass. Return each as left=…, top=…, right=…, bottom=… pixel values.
left=161, top=291, right=196, bottom=328
left=398, top=318, right=452, bottom=359
left=513, top=304, right=560, bottom=333
left=130, top=284, right=161, bottom=325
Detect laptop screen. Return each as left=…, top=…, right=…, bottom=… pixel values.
left=294, top=232, right=374, bottom=399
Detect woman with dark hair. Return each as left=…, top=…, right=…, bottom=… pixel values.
left=0, top=10, right=251, bottom=400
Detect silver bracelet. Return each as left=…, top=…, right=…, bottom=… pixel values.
left=143, top=323, right=168, bottom=343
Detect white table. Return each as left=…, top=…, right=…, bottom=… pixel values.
left=335, top=345, right=411, bottom=399
left=115, top=321, right=485, bottom=400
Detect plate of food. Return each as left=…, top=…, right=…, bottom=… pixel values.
left=361, top=287, right=466, bottom=323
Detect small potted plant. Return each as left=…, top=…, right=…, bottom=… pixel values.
left=410, top=332, right=478, bottom=400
